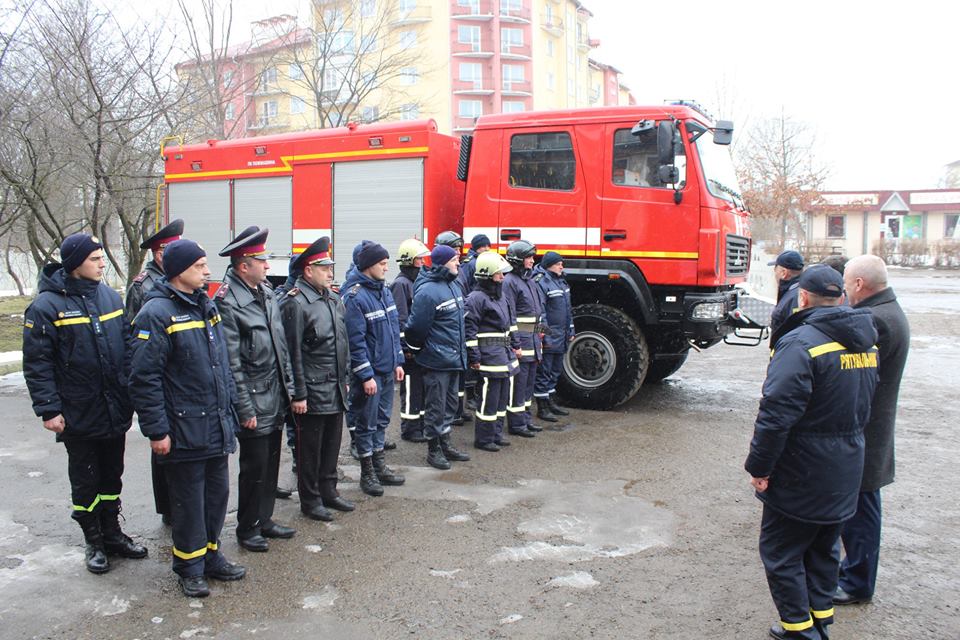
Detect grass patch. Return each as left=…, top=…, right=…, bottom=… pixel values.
left=0, top=296, right=30, bottom=361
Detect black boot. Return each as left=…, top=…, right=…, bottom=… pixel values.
left=78, top=517, right=110, bottom=574
left=440, top=433, right=470, bottom=462
left=372, top=451, right=405, bottom=486
left=100, top=505, right=148, bottom=559
left=548, top=394, right=570, bottom=416
left=426, top=438, right=451, bottom=470
left=349, top=432, right=360, bottom=461
left=359, top=456, right=383, bottom=496
left=536, top=398, right=559, bottom=423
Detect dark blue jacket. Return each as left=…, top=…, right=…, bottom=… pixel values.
left=745, top=305, right=879, bottom=524
left=769, top=275, right=800, bottom=340
left=390, top=266, right=418, bottom=354
left=504, top=268, right=545, bottom=362
left=464, top=282, right=519, bottom=378
left=22, top=264, right=133, bottom=442
left=128, top=280, right=238, bottom=463
left=405, top=265, right=467, bottom=371
left=534, top=265, right=574, bottom=353
left=342, top=272, right=403, bottom=381
left=456, top=249, right=479, bottom=296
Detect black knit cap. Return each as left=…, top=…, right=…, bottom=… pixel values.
left=356, top=242, right=390, bottom=271
left=540, top=251, right=563, bottom=269
left=163, top=239, right=207, bottom=280
left=60, top=233, right=103, bottom=274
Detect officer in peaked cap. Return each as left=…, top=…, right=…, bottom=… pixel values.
left=215, top=226, right=298, bottom=552
left=125, top=218, right=184, bottom=527
left=278, top=237, right=354, bottom=520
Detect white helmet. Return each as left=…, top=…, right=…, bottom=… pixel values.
left=397, top=238, right=430, bottom=266
left=474, top=252, right=512, bottom=279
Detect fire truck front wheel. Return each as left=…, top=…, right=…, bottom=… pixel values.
left=643, top=351, right=689, bottom=384
left=559, top=304, right=648, bottom=410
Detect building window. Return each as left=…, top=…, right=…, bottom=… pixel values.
left=509, top=132, right=576, bottom=191
left=502, top=100, right=525, bottom=113
left=361, top=105, right=380, bottom=122
left=360, top=0, right=376, bottom=18
left=501, top=0, right=521, bottom=14
left=946, top=213, right=960, bottom=239
left=400, top=103, right=419, bottom=120
left=400, top=67, right=419, bottom=85
left=458, top=25, right=481, bottom=50
left=399, top=0, right=416, bottom=13
left=288, top=64, right=303, bottom=80
left=260, top=67, right=277, bottom=90
left=459, top=99, right=482, bottom=119
left=547, top=72, right=554, bottom=90
left=458, top=0, right=479, bottom=9
left=611, top=127, right=681, bottom=189
left=323, top=8, right=344, bottom=27
left=459, top=62, right=482, bottom=87
left=290, top=96, right=306, bottom=114
left=567, top=76, right=575, bottom=97
left=399, top=30, right=417, bottom=49
left=827, top=215, right=846, bottom=238
left=223, top=70, right=234, bottom=88
left=361, top=32, right=377, bottom=52
left=502, top=64, right=524, bottom=90
left=224, top=103, right=235, bottom=120
left=501, top=27, right=523, bottom=53
left=546, top=40, right=554, bottom=57
left=331, top=31, right=356, bottom=54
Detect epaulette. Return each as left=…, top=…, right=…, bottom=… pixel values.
left=132, top=271, right=148, bottom=284
left=344, top=284, right=361, bottom=297
left=286, top=287, right=300, bottom=296
left=214, top=282, right=229, bottom=300
left=534, top=273, right=544, bottom=282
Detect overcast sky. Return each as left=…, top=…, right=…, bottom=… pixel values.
left=165, top=0, right=959, bottom=192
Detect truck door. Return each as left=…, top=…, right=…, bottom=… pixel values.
left=167, top=179, right=231, bottom=278
left=600, top=122, right=700, bottom=281
left=496, top=128, right=587, bottom=254
left=332, top=158, right=424, bottom=282
left=233, top=176, right=292, bottom=277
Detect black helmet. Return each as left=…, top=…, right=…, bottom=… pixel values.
left=505, top=239, right=536, bottom=269
left=435, top=230, right=464, bottom=250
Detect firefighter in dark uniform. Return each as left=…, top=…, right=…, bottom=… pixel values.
left=457, top=233, right=492, bottom=411
left=768, top=250, right=804, bottom=343
left=533, top=251, right=574, bottom=423
left=126, top=218, right=184, bottom=524
left=464, top=252, right=519, bottom=451
left=129, top=239, right=245, bottom=598
left=435, top=230, right=471, bottom=423
left=745, top=265, right=879, bottom=639
left=343, top=242, right=406, bottom=496
left=279, top=237, right=354, bottom=520
left=503, top=240, right=544, bottom=438
left=216, top=227, right=297, bottom=551
left=391, top=238, right=431, bottom=443
left=23, top=233, right=147, bottom=574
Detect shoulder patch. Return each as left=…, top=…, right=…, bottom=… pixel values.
left=534, top=273, right=544, bottom=282
left=214, top=283, right=229, bottom=300
left=344, top=284, right=361, bottom=297
left=132, top=271, right=148, bottom=284
left=286, top=287, right=300, bottom=296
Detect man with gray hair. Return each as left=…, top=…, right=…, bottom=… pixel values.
left=834, top=255, right=910, bottom=606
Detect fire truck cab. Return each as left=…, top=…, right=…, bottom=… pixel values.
left=458, top=104, right=750, bottom=409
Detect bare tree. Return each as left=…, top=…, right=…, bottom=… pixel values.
left=736, top=110, right=829, bottom=248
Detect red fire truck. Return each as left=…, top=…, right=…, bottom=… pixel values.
left=161, top=103, right=751, bottom=409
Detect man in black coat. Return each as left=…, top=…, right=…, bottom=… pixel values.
left=216, top=226, right=297, bottom=552
left=23, top=233, right=147, bottom=575
left=745, top=265, right=879, bottom=639
left=279, top=237, right=355, bottom=520
left=834, top=254, right=910, bottom=605
left=129, top=239, right=245, bottom=598
left=126, top=218, right=184, bottom=525
left=768, top=250, right=804, bottom=343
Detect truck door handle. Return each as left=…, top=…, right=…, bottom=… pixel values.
left=501, top=229, right=521, bottom=241
left=604, top=230, right=627, bottom=241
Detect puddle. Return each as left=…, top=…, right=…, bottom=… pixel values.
left=548, top=571, right=599, bottom=589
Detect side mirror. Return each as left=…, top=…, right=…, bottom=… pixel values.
left=713, top=120, right=734, bottom=146
left=658, top=165, right=679, bottom=185
left=657, top=120, right=676, bottom=165
left=631, top=120, right=654, bottom=135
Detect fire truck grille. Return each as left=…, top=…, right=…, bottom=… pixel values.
left=725, top=234, right=750, bottom=277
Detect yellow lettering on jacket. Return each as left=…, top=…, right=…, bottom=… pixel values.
left=839, top=352, right=878, bottom=370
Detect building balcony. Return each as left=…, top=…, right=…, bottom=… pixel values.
left=452, top=41, right=494, bottom=57
left=576, top=35, right=593, bottom=51
left=500, top=42, right=532, bottom=59
left=246, top=116, right=289, bottom=131
left=501, top=80, right=532, bottom=96
left=452, top=0, right=493, bottom=21
left=452, top=79, right=495, bottom=95
left=391, top=5, right=432, bottom=25
left=540, top=14, right=563, bottom=35
left=499, top=6, right=531, bottom=23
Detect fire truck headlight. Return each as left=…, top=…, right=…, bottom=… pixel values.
left=691, top=302, right=726, bottom=320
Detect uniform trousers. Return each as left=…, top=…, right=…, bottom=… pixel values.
left=348, top=372, right=394, bottom=457
left=421, top=369, right=459, bottom=439
left=398, top=364, right=425, bottom=437
left=151, top=455, right=170, bottom=517
left=760, top=504, right=840, bottom=639
left=165, top=455, right=230, bottom=578
left=508, top=360, right=538, bottom=429
left=534, top=352, right=565, bottom=398
left=838, top=489, right=882, bottom=599
left=295, top=412, right=344, bottom=509
left=473, top=375, right=510, bottom=445
left=235, top=429, right=282, bottom=540
left=64, top=436, right=125, bottom=524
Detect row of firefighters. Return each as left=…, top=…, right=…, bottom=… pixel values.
left=20, top=219, right=576, bottom=597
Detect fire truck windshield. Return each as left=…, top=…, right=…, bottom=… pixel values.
left=690, top=123, right=744, bottom=208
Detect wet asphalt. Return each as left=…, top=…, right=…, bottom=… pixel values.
left=0, top=269, right=957, bottom=639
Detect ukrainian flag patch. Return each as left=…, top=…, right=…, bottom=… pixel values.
left=137, top=329, right=151, bottom=340
left=24, top=319, right=34, bottom=329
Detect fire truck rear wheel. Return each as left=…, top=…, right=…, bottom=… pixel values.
left=643, top=351, right=689, bottom=384
left=559, top=304, right=648, bottom=410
